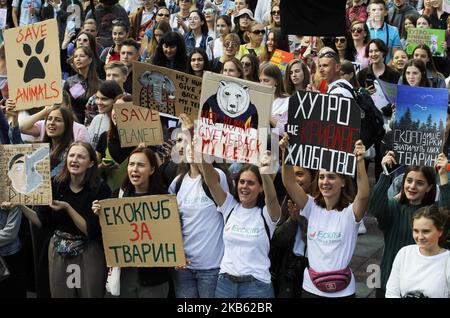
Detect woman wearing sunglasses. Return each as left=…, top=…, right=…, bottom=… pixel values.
left=350, top=20, right=371, bottom=69
left=331, top=32, right=357, bottom=64
left=236, top=22, right=266, bottom=62
left=268, top=2, right=281, bottom=29
left=211, top=33, right=240, bottom=73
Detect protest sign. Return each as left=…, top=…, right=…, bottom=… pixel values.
left=98, top=195, right=185, bottom=267
left=285, top=90, right=361, bottom=176
left=352, top=62, right=362, bottom=74
left=378, top=79, right=398, bottom=104
left=391, top=85, right=448, bottom=167
left=0, top=143, right=52, bottom=205
left=4, top=19, right=62, bottom=110
left=114, top=103, right=163, bottom=147
left=406, top=28, right=446, bottom=57
left=133, top=62, right=201, bottom=119
left=270, top=49, right=294, bottom=75
left=194, top=71, right=273, bottom=166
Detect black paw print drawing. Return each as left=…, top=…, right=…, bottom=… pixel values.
left=17, top=38, right=49, bottom=83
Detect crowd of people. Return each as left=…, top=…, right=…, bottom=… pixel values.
left=0, top=0, right=450, bottom=299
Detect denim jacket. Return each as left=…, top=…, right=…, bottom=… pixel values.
left=184, top=32, right=213, bottom=57
left=0, top=207, right=22, bottom=256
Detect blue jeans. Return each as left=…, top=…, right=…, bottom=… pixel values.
left=173, top=268, right=220, bottom=298
left=215, top=273, right=274, bottom=298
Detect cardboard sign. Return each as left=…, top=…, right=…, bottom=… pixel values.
left=285, top=90, right=361, bottom=176
left=194, top=71, right=274, bottom=165
left=114, top=103, right=164, bottom=147
left=0, top=143, right=52, bottom=205
left=391, top=86, right=448, bottom=167
left=4, top=19, right=62, bottom=110
left=98, top=195, right=185, bottom=267
left=406, top=28, right=446, bottom=57
left=270, top=49, right=294, bottom=75
left=132, top=62, right=201, bottom=119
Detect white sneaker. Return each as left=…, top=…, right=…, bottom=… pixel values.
left=358, top=220, right=367, bottom=235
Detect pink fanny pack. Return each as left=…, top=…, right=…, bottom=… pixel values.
left=308, top=266, right=352, bottom=293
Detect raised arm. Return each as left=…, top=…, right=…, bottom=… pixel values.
left=280, top=134, right=308, bottom=210
left=352, top=140, right=370, bottom=222
left=259, top=152, right=281, bottom=222
left=435, top=153, right=450, bottom=211
left=19, top=105, right=51, bottom=137
left=199, top=161, right=227, bottom=207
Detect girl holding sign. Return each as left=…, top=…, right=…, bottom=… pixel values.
left=367, top=151, right=449, bottom=297
left=169, top=117, right=231, bottom=298
left=280, top=135, right=370, bottom=298
left=5, top=141, right=111, bottom=298
left=200, top=157, right=281, bottom=298
left=92, top=146, right=170, bottom=298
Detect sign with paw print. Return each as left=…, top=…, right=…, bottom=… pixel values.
left=4, top=19, right=62, bottom=110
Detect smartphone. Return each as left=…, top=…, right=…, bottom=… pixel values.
left=66, top=20, right=76, bottom=34
left=365, top=78, right=374, bottom=87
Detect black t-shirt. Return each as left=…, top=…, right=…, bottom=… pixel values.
left=36, top=179, right=111, bottom=242
left=357, top=64, right=401, bottom=88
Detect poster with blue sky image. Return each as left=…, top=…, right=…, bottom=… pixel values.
left=392, top=85, right=448, bottom=167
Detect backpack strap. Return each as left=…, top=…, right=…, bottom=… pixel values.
left=260, top=208, right=271, bottom=241
left=225, top=206, right=270, bottom=241
left=225, top=207, right=234, bottom=224
left=329, top=81, right=356, bottom=99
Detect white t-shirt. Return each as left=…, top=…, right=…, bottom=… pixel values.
left=218, top=192, right=279, bottom=284
left=168, top=168, right=229, bottom=270
left=327, top=79, right=354, bottom=99
left=88, top=113, right=110, bottom=150
left=386, top=245, right=450, bottom=298
left=271, top=97, right=289, bottom=135
left=301, top=196, right=360, bottom=297
left=207, top=38, right=224, bottom=60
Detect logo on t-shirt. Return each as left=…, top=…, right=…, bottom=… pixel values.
left=228, top=224, right=261, bottom=238
left=308, top=225, right=342, bottom=244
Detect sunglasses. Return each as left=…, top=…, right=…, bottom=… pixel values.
left=351, top=27, right=364, bottom=34
left=271, top=10, right=280, bottom=15
left=334, top=38, right=346, bottom=43
left=157, top=13, right=170, bottom=17
left=242, top=61, right=252, bottom=67
left=318, top=51, right=339, bottom=60
left=180, top=0, right=191, bottom=3
left=224, top=41, right=239, bottom=48
left=252, top=29, right=266, bottom=35
left=203, top=8, right=215, bottom=14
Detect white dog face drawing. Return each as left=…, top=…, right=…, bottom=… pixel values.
left=216, top=81, right=250, bottom=118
